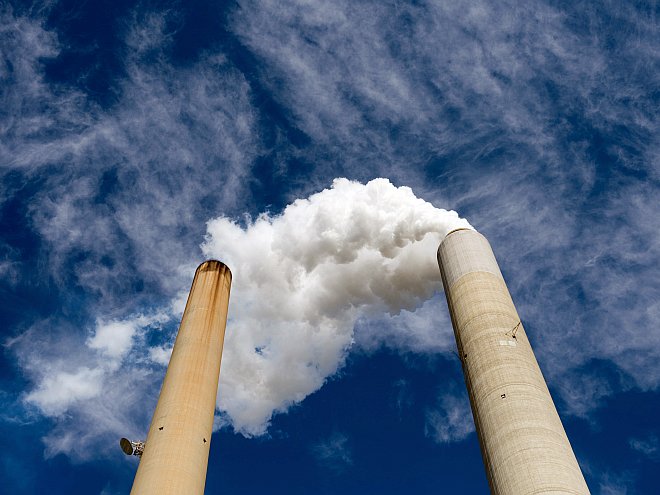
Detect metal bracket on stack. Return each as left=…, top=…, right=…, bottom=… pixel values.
left=120, top=437, right=145, bottom=457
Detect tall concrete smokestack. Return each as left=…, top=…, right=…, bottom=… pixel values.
left=128, top=260, right=231, bottom=495
left=437, top=229, right=589, bottom=494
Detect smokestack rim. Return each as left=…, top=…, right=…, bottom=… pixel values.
left=196, top=259, right=232, bottom=279
left=437, top=228, right=482, bottom=257
left=439, top=227, right=477, bottom=248
left=444, top=227, right=474, bottom=238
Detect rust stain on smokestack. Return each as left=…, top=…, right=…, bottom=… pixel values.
left=438, top=229, right=589, bottom=494
left=130, top=260, right=231, bottom=495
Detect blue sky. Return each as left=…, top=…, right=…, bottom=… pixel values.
left=1, top=1, right=658, bottom=493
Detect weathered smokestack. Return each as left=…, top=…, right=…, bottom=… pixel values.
left=437, top=229, right=589, bottom=494
left=129, top=260, right=231, bottom=495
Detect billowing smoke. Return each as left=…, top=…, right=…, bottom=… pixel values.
left=203, top=178, right=471, bottom=435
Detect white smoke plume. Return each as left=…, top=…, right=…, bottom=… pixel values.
left=203, top=178, right=471, bottom=435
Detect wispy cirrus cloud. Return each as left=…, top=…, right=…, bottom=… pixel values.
left=228, top=0, right=660, bottom=418
left=424, top=385, right=475, bottom=444
left=1, top=0, right=658, bottom=470
left=1, top=6, right=259, bottom=460
left=312, top=431, right=353, bottom=473
left=2, top=7, right=259, bottom=306
left=629, top=434, right=660, bottom=461
left=12, top=310, right=174, bottom=458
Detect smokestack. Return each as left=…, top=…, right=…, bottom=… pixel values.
left=128, top=260, right=232, bottom=495
left=437, top=229, right=589, bottom=494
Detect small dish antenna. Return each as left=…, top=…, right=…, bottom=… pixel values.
left=120, top=437, right=145, bottom=457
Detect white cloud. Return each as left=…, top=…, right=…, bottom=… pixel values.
left=598, top=471, right=635, bottom=495
left=24, top=367, right=104, bottom=417
left=87, top=321, right=139, bottom=361
left=227, top=0, right=609, bottom=177
left=0, top=260, right=20, bottom=285
left=424, top=388, right=475, bottom=444
left=12, top=176, right=469, bottom=457
left=11, top=310, right=175, bottom=460
left=19, top=312, right=172, bottom=419
left=312, top=432, right=353, bottom=472
left=148, top=346, right=173, bottom=367
left=87, top=313, right=169, bottom=362
left=390, top=379, right=413, bottom=416
left=0, top=6, right=259, bottom=459
left=225, top=1, right=660, bottom=422
left=354, top=294, right=456, bottom=355
left=1, top=7, right=260, bottom=310
left=629, top=435, right=659, bottom=461
left=2, top=0, right=658, bottom=467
